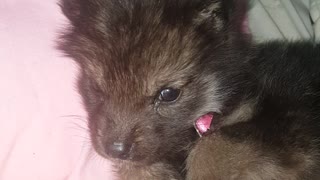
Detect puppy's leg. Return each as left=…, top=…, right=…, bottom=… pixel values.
left=186, top=132, right=306, bottom=180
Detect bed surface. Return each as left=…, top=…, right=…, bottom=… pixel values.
left=0, top=0, right=115, bottom=179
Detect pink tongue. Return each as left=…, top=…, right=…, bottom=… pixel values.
left=195, top=113, right=213, bottom=136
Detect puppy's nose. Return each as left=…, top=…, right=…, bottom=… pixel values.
left=106, top=141, right=132, bottom=160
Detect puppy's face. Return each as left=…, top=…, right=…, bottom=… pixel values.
left=60, top=0, right=248, bottom=164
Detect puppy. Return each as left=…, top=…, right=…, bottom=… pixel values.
left=59, top=0, right=320, bottom=179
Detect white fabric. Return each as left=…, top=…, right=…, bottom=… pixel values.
left=248, top=0, right=320, bottom=42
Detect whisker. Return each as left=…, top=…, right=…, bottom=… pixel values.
left=59, top=114, right=88, bottom=123
left=60, top=114, right=85, bottom=118
left=67, top=122, right=89, bottom=131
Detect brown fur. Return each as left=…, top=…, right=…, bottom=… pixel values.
left=59, top=0, right=320, bottom=179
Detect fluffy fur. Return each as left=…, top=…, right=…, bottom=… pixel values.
left=59, top=0, right=320, bottom=179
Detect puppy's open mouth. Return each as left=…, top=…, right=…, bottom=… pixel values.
left=194, top=113, right=219, bottom=137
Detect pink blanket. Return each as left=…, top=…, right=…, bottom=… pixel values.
left=0, top=0, right=115, bottom=179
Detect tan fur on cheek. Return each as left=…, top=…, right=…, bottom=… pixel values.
left=222, top=100, right=256, bottom=126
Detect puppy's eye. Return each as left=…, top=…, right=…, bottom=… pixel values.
left=159, top=88, right=181, bottom=102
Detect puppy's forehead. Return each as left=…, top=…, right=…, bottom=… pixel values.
left=103, top=35, right=197, bottom=97
left=82, top=1, right=204, bottom=98
left=94, top=28, right=198, bottom=98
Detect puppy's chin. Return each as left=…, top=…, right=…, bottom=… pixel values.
left=112, top=156, right=156, bottom=167
left=110, top=151, right=163, bottom=167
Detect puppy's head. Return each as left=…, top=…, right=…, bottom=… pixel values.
left=60, top=0, right=249, bottom=164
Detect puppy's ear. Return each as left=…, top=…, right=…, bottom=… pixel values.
left=195, top=0, right=248, bottom=33
left=59, top=0, right=83, bottom=24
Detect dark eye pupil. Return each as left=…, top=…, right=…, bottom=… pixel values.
left=160, top=88, right=180, bottom=102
